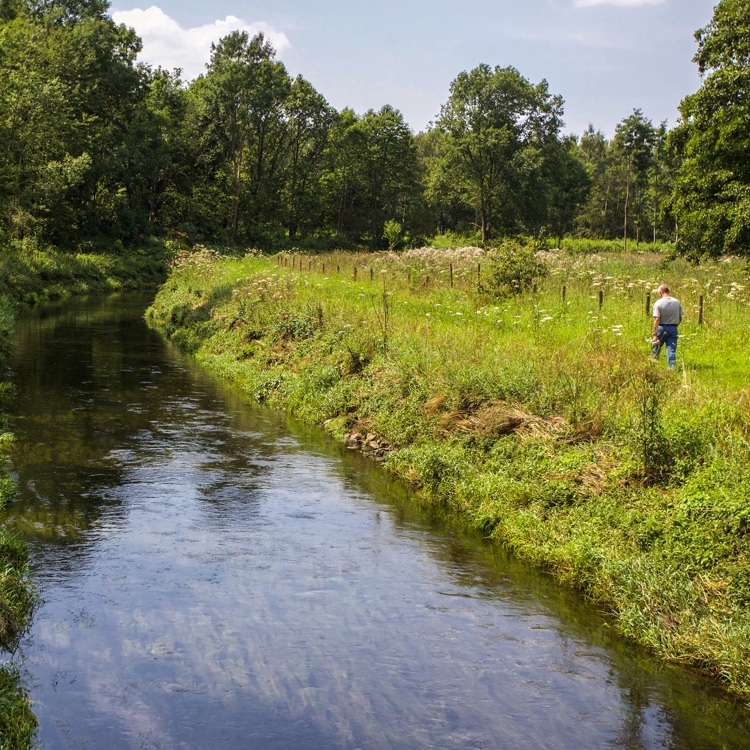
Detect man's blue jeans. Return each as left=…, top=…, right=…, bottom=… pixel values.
left=653, top=324, right=679, bottom=368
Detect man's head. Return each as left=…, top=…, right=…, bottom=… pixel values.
left=658, top=284, right=670, bottom=296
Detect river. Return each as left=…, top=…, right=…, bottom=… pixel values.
left=5, top=293, right=750, bottom=749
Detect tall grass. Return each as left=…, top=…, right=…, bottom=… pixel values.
left=148, top=245, right=750, bottom=699
left=0, top=297, right=36, bottom=749
left=0, top=239, right=171, bottom=303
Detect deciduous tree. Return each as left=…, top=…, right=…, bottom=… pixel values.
left=671, top=0, right=750, bottom=258
left=435, top=64, right=564, bottom=243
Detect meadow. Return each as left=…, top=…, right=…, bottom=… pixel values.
left=146, top=242, right=750, bottom=699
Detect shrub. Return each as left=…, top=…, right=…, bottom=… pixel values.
left=482, top=240, right=548, bottom=298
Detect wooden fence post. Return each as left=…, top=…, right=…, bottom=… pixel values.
left=450, top=263, right=454, bottom=288
left=646, top=292, right=651, bottom=315
left=699, top=295, right=704, bottom=325
left=598, top=289, right=604, bottom=310
left=562, top=285, right=566, bottom=303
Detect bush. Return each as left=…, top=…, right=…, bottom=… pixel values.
left=482, top=240, right=547, bottom=298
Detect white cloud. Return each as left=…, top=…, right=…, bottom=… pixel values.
left=111, top=6, right=291, bottom=80
left=574, top=0, right=666, bottom=6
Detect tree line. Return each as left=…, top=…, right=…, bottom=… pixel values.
left=1, top=0, right=747, bottom=258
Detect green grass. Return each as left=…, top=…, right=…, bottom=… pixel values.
left=0, top=664, right=36, bottom=750
left=147, top=244, right=750, bottom=700
left=0, top=308, right=35, bottom=749
left=0, top=239, right=172, bottom=303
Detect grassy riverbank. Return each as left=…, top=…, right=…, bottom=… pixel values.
left=0, top=240, right=171, bottom=304
left=0, top=240, right=172, bottom=748
left=0, top=299, right=36, bottom=748
left=146, top=245, right=750, bottom=700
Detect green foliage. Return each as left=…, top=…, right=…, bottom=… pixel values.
left=631, top=365, right=671, bottom=484
left=0, top=3, right=684, bottom=252
left=382, top=219, right=402, bottom=250
left=434, top=64, right=565, bottom=243
left=0, top=291, right=37, bottom=749
left=670, top=0, right=750, bottom=259
left=482, top=240, right=548, bottom=298
left=0, top=664, right=36, bottom=750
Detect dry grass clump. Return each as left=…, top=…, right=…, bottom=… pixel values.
left=435, top=400, right=564, bottom=440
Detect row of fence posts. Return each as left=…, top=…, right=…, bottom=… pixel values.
left=278, top=255, right=705, bottom=324
left=279, top=254, right=466, bottom=289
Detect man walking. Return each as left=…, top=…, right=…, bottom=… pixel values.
left=652, top=284, right=684, bottom=369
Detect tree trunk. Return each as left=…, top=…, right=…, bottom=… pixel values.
left=623, top=173, right=630, bottom=252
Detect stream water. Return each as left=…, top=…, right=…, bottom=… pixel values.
left=5, top=293, right=750, bottom=749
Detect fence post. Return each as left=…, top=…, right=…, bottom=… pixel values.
left=598, top=289, right=604, bottom=310
left=562, top=285, right=566, bottom=303
left=450, top=263, right=454, bottom=288
left=699, top=295, right=704, bottom=325
left=353, top=266, right=357, bottom=281
left=370, top=267, right=374, bottom=282
left=646, top=292, right=651, bottom=315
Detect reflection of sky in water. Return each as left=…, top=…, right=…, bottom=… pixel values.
left=8, top=295, right=750, bottom=749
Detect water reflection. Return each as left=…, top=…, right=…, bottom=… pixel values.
left=6, top=294, right=750, bottom=749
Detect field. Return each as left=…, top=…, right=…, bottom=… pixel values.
left=147, top=244, right=750, bottom=698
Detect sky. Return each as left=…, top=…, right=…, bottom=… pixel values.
left=110, top=0, right=718, bottom=138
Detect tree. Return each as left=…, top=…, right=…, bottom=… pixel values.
left=196, top=31, right=290, bottom=242
left=544, top=136, right=591, bottom=247
left=435, top=64, right=564, bottom=243
left=0, top=0, right=147, bottom=244
left=281, top=76, right=333, bottom=238
left=320, top=106, right=421, bottom=246
left=357, top=105, right=421, bottom=245
left=613, top=109, right=655, bottom=250
left=576, top=125, right=616, bottom=238
left=416, top=127, right=473, bottom=238
left=670, top=0, right=750, bottom=258
left=644, top=122, right=677, bottom=244
left=319, top=108, right=368, bottom=241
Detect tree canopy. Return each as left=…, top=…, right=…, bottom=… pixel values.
left=4, top=0, right=742, bottom=255
left=434, top=65, right=564, bottom=243
left=670, top=0, right=750, bottom=259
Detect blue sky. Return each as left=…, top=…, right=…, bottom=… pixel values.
left=111, top=0, right=717, bottom=138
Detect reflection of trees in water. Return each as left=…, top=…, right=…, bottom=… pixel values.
left=8, top=294, right=291, bottom=553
